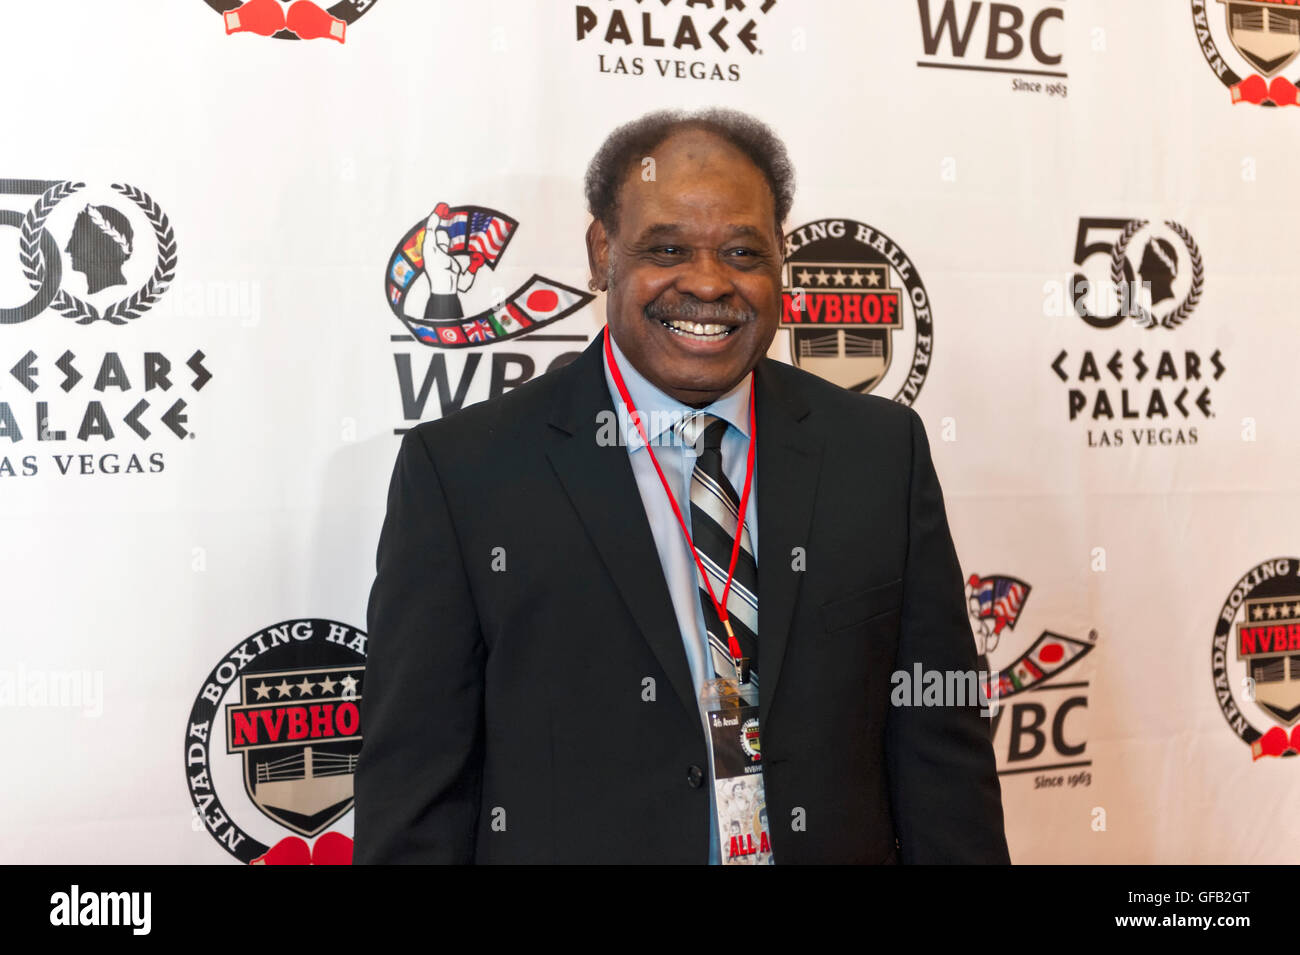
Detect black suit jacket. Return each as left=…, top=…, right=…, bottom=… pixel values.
left=355, top=333, right=1010, bottom=863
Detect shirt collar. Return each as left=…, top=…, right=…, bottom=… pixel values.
left=602, top=330, right=753, bottom=452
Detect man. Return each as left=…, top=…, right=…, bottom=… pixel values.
left=355, top=107, right=1010, bottom=864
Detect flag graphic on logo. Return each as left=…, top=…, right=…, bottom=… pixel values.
left=443, top=208, right=515, bottom=266
left=384, top=201, right=592, bottom=348
left=968, top=573, right=1030, bottom=640
left=463, top=318, right=496, bottom=343
left=966, top=571, right=1098, bottom=700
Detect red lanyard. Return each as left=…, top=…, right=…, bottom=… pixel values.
left=603, top=326, right=757, bottom=667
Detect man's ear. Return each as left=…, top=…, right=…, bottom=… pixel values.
left=585, top=219, right=609, bottom=291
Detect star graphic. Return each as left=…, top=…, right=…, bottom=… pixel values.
left=865, top=270, right=881, bottom=287
left=1266, top=603, right=1278, bottom=619
left=319, top=674, right=338, bottom=694
left=848, top=270, right=864, bottom=286
left=340, top=674, right=360, bottom=698
left=254, top=681, right=271, bottom=701
left=1252, top=605, right=1264, bottom=620
left=1291, top=602, right=1300, bottom=618
left=796, top=268, right=813, bottom=286
left=296, top=677, right=316, bottom=696
left=831, top=269, right=847, bottom=286
left=814, top=269, right=830, bottom=286
left=275, top=679, right=293, bottom=698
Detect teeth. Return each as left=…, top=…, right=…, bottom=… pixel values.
left=663, top=319, right=731, bottom=338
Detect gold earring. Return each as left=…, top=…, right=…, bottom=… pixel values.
left=588, top=279, right=599, bottom=292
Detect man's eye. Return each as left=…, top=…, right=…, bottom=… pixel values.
left=655, top=246, right=684, bottom=256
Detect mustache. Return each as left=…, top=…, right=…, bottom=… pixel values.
left=644, top=298, right=754, bottom=325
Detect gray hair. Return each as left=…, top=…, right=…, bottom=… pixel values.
left=583, top=107, right=795, bottom=237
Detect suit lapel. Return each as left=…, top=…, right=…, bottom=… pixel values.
left=753, top=358, right=824, bottom=734
left=544, top=337, right=825, bottom=738
left=545, top=336, right=703, bottom=731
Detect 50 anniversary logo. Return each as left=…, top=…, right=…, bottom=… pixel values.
left=0, top=178, right=210, bottom=476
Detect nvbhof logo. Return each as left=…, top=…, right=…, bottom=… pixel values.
left=780, top=218, right=933, bottom=405
left=204, top=0, right=377, bottom=43
left=1192, top=0, right=1300, bottom=106
left=1212, top=558, right=1300, bottom=760
left=1, top=179, right=175, bottom=327
left=384, top=200, right=592, bottom=348
left=184, top=618, right=367, bottom=864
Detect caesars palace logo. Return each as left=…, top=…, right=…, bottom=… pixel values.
left=968, top=572, right=1100, bottom=786
left=0, top=178, right=211, bottom=480
left=185, top=618, right=368, bottom=864
left=781, top=218, right=933, bottom=405
left=1051, top=216, right=1225, bottom=450
left=1192, top=0, right=1300, bottom=106
left=205, top=0, right=376, bottom=43
left=577, top=0, right=776, bottom=83
left=383, top=199, right=594, bottom=429
left=1213, top=558, right=1300, bottom=760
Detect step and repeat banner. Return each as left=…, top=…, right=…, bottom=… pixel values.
left=1, top=0, right=1297, bottom=864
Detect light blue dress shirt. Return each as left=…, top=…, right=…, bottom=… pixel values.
left=602, top=332, right=759, bottom=865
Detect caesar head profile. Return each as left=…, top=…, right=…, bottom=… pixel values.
left=66, top=203, right=134, bottom=295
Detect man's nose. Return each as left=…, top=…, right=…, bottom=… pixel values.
left=674, top=250, right=735, bottom=301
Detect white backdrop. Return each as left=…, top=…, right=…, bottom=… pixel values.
left=1, top=0, right=1297, bottom=864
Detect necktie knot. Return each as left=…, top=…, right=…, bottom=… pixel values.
left=678, top=412, right=729, bottom=455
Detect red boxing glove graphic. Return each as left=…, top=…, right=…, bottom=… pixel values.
left=250, top=835, right=312, bottom=865
left=467, top=251, right=486, bottom=275
left=1269, top=75, right=1300, bottom=107
left=310, top=831, right=354, bottom=865
left=433, top=202, right=452, bottom=222
left=1251, top=725, right=1290, bottom=760
left=1231, top=73, right=1269, bottom=105
left=286, top=1, right=346, bottom=43
left=224, top=0, right=286, bottom=36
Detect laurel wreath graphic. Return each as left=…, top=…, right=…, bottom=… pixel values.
left=1109, top=218, right=1203, bottom=330
left=19, top=180, right=177, bottom=325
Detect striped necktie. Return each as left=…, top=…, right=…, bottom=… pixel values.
left=677, top=412, right=759, bottom=701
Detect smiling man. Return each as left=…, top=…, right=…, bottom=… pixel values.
left=355, top=108, right=1010, bottom=864
left=585, top=120, right=784, bottom=409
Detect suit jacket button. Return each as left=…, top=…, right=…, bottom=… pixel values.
left=687, top=765, right=704, bottom=788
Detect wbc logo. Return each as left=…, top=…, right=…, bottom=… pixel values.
left=384, top=201, right=592, bottom=348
